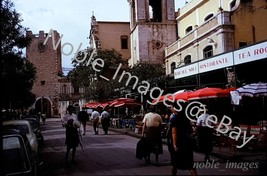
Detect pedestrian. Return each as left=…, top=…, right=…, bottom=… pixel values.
left=100, top=108, right=110, bottom=135
left=91, top=108, right=100, bottom=135
left=78, top=108, right=89, bottom=135
left=196, top=107, right=214, bottom=162
left=62, top=105, right=80, bottom=166
left=168, top=103, right=197, bottom=176
left=141, top=105, right=163, bottom=165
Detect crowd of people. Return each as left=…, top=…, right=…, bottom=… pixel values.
left=61, top=102, right=219, bottom=176
left=61, top=105, right=111, bottom=167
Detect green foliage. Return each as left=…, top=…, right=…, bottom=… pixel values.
left=1, top=0, right=31, bottom=54
left=84, top=79, right=122, bottom=101
left=129, top=62, right=165, bottom=82
left=1, top=0, right=36, bottom=109
left=68, top=48, right=127, bottom=101
left=68, top=47, right=167, bottom=101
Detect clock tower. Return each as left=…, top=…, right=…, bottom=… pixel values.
left=128, top=0, right=177, bottom=66
left=26, top=30, right=62, bottom=117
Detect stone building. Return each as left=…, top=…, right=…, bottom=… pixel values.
left=89, top=15, right=131, bottom=61
left=26, top=30, right=84, bottom=118
left=127, top=0, right=177, bottom=67
left=26, top=30, right=62, bottom=117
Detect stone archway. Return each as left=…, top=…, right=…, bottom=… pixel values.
left=35, top=97, right=52, bottom=118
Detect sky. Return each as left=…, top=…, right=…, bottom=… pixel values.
left=14, top=0, right=187, bottom=72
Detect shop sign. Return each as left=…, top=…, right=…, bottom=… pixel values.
left=174, top=63, right=198, bottom=79
left=199, top=52, right=234, bottom=73
left=234, top=41, right=267, bottom=65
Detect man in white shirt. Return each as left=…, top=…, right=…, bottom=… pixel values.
left=100, top=109, right=110, bottom=135
left=141, top=106, right=163, bottom=164
left=91, top=109, right=100, bottom=135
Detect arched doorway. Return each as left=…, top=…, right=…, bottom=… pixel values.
left=35, top=97, right=52, bottom=118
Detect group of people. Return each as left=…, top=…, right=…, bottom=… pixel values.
left=140, top=102, right=214, bottom=176
left=61, top=103, right=214, bottom=175
left=61, top=105, right=111, bottom=166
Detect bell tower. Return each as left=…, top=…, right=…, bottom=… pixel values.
left=128, top=0, right=177, bottom=67
left=26, top=30, right=62, bottom=117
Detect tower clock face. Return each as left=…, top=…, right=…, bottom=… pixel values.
left=37, top=42, right=47, bottom=52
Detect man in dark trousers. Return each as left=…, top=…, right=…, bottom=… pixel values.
left=78, top=109, right=89, bottom=135
left=196, top=108, right=214, bottom=162
left=100, top=108, right=110, bottom=135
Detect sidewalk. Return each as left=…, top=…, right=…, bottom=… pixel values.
left=107, top=125, right=267, bottom=164
left=48, top=118, right=266, bottom=165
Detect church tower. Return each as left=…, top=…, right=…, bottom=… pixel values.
left=128, top=0, right=177, bottom=67
left=26, top=30, right=62, bottom=117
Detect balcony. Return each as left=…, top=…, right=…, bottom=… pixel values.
left=165, top=11, right=231, bottom=57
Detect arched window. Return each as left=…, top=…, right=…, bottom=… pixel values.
left=171, top=62, right=176, bottom=74
left=184, top=55, right=191, bottom=65
left=203, top=46, right=213, bottom=59
left=204, top=13, right=214, bottom=22
left=230, top=0, right=237, bottom=9
left=149, top=0, right=162, bottom=22
left=185, top=26, right=193, bottom=34
left=121, top=35, right=128, bottom=49
left=62, top=85, right=67, bottom=94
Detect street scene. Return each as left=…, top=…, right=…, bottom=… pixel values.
left=1, top=0, right=267, bottom=176
left=37, top=118, right=264, bottom=175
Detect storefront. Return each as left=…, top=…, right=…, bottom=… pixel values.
left=172, top=40, right=267, bottom=90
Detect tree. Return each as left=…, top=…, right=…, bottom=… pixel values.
left=1, top=0, right=36, bottom=109
left=129, top=62, right=165, bottom=85
left=68, top=48, right=127, bottom=101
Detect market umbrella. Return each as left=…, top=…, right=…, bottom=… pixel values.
left=108, top=98, right=136, bottom=107
left=188, top=87, right=230, bottom=100
left=174, top=91, right=193, bottom=101
left=114, top=101, right=142, bottom=108
left=236, top=82, right=267, bottom=97
left=84, top=101, right=109, bottom=109
left=152, top=89, right=190, bottom=103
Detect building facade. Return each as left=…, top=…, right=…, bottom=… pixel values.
left=26, top=30, right=84, bottom=118
left=26, top=30, right=62, bottom=117
left=89, top=15, right=131, bottom=61
left=164, top=0, right=267, bottom=91
left=127, top=0, right=177, bottom=67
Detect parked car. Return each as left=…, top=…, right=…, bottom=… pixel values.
left=3, top=130, right=38, bottom=176
left=3, top=120, right=39, bottom=153
left=25, top=117, right=44, bottom=146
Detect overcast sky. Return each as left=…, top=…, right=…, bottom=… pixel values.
left=14, top=0, right=186, bottom=71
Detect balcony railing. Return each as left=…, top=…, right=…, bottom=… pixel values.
left=166, top=12, right=229, bottom=57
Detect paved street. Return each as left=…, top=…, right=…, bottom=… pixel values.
left=38, top=118, right=262, bottom=175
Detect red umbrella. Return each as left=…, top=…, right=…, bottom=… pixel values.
left=108, top=98, right=136, bottom=107
left=114, top=101, right=142, bottom=108
left=151, top=95, right=168, bottom=103
left=174, top=91, right=193, bottom=101
left=152, top=90, right=190, bottom=103
left=84, top=102, right=108, bottom=109
left=188, top=87, right=230, bottom=100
